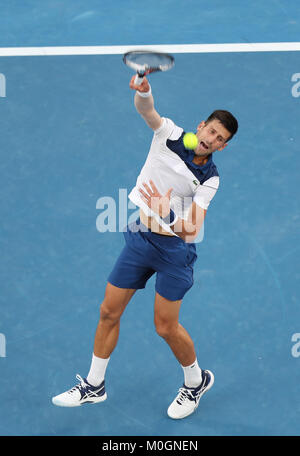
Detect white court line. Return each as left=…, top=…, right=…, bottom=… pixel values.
left=0, top=42, right=300, bottom=56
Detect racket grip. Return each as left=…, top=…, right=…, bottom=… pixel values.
left=134, top=73, right=145, bottom=85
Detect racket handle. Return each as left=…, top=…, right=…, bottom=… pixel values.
left=134, top=72, right=145, bottom=85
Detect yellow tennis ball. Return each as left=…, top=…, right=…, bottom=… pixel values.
left=183, top=132, right=198, bottom=150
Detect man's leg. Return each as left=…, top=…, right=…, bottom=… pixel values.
left=85, top=283, right=136, bottom=386
left=52, top=283, right=136, bottom=407
left=154, top=291, right=214, bottom=419
left=93, top=282, right=136, bottom=358
left=153, top=292, right=197, bottom=368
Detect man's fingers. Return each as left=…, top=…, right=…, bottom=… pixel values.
left=138, top=188, right=150, bottom=200
left=142, top=182, right=154, bottom=196
left=129, top=75, right=150, bottom=92
left=165, top=188, right=173, bottom=199
left=149, top=180, right=159, bottom=194
left=129, top=75, right=141, bottom=90
left=140, top=195, right=150, bottom=206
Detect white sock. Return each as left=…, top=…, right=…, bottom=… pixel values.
left=182, top=358, right=202, bottom=388
left=86, top=353, right=110, bottom=387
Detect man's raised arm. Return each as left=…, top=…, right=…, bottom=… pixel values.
left=129, top=75, right=163, bottom=131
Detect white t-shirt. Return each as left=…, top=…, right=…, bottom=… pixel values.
left=128, top=118, right=220, bottom=234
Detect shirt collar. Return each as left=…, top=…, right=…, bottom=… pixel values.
left=186, top=151, right=213, bottom=172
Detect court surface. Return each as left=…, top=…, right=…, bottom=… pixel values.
left=0, top=0, right=299, bottom=436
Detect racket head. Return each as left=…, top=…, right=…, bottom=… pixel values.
left=123, top=50, right=175, bottom=76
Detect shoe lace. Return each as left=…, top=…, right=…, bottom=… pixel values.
left=177, top=387, right=196, bottom=404
left=68, top=374, right=89, bottom=395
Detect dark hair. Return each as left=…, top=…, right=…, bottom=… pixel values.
left=205, top=110, right=238, bottom=141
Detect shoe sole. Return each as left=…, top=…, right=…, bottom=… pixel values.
left=167, top=370, right=215, bottom=420
left=52, top=392, right=107, bottom=407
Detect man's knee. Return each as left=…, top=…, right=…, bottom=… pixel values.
left=99, top=297, right=123, bottom=324
left=155, top=318, right=178, bottom=340
left=99, top=283, right=134, bottom=323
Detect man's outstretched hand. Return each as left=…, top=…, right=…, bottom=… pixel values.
left=129, top=75, right=151, bottom=93
left=139, top=180, right=173, bottom=218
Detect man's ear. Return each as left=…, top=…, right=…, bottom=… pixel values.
left=196, top=121, right=206, bottom=131
left=217, top=143, right=228, bottom=152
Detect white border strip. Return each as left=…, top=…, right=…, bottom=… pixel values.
left=0, top=42, right=300, bottom=56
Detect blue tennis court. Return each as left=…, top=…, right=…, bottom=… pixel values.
left=0, top=0, right=299, bottom=437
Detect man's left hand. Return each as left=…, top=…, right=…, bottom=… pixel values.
left=138, top=180, right=173, bottom=218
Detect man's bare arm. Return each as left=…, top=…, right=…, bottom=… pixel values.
left=129, top=75, right=163, bottom=131
left=172, top=202, right=206, bottom=243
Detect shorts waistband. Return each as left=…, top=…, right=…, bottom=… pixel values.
left=128, top=218, right=191, bottom=246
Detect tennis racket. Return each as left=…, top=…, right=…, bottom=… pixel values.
left=123, top=50, right=175, bottom=85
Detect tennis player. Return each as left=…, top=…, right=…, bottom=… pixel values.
left=52, top=75, right=238, bottom=419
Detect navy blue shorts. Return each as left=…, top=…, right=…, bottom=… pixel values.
left=107, top=219, right=197, bottom=301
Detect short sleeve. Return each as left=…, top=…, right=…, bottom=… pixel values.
left=193, top=176, right=220, bottom=210
left=154, top=118, right=183, bottom=141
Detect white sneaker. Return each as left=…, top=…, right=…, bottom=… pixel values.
left=52, top=374, right=107, bottom=407
left=167, top=370, right=214, bottom=419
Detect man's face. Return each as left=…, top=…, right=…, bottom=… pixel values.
left=194, top=119, right=231, bottom=156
